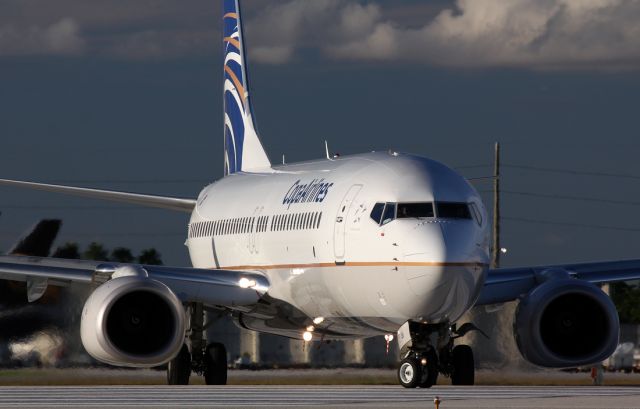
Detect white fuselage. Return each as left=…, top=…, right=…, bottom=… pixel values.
left=186, top=152, right=490, bottom=338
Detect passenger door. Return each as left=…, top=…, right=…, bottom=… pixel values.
left=334, top=185, right=363, bottom=263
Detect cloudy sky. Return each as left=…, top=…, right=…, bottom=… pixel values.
left=1, top=0, right=639, bottom=267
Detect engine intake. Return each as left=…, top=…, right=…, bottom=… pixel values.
left=514, top=276, right=619, bottom=367
left=81, top=276, right=185, bottom=367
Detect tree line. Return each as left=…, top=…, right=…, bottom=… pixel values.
left=51, top=242, right=163, bottom=265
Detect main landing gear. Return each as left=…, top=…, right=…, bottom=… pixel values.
left=167, top=303, right=228, bottom=385
left=396, top=321, right=477, bottom=388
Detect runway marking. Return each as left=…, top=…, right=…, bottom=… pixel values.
left=0, top=386, right=639, bottom=407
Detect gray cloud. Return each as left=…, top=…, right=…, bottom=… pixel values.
left=327, top=0, right=640, bottom=70
left=1, top=0, right=639, bottom=70
left=0, top=18, right=85, bottom=56
left=247, top=0, right=640, bottom=70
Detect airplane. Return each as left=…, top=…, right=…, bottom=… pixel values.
left=0, top=0, right=639, bottom=388
left=0, top=218, right=67, bottom=365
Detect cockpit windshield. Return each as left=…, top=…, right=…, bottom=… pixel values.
left=397, top=203, right=434, bottom=218
left=370, top=201, right=472, bottom=225
left=436, top=202, right=472, bottom=219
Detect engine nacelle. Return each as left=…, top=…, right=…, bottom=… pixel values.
left=80, top=276, right=186, bottom=367
left=514, top=276, right=619, bottom=368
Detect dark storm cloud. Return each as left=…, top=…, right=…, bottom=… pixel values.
left=1, top=0, right=639, bottom=70
left=250, top=0, right=640, bottom=70
left=0, top=0, right=218, bottom=59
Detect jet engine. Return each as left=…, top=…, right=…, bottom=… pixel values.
left=80, top=275, right=186, bottom=367
left=514, top=272, right=619, bottom=368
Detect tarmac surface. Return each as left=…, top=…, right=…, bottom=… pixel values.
left=2, top=385, right=640, bottom=409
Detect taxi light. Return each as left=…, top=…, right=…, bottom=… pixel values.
left=306, top=325, right=315, bottom=332
left=384, top=334, right=394, bottom=342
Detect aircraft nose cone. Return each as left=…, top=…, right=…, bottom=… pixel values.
left=401, top=220, right=486, bottom=321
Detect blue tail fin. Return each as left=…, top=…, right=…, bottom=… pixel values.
left=223, top=0, right=271, bottom=175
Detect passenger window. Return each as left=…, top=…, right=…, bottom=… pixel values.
left=370, top=202, right=385, bottom=224
left=436, top=202, right=472, bottom=219
left=397, top=203, right=434, bottom=218
left=381, top=203, right=396, bottom=225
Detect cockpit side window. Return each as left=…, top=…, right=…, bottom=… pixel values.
left=397, top=203, right=434, bottom=218
left=381, top=202, right=396, bottom=225
left=435, top=202, right=472, bottom=219
left=469, top=203, right=483, bottom=226
left=370, top=202, right=385, bottom=224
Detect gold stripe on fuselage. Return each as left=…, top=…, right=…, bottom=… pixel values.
left=217, top=261, right=488, bottom=271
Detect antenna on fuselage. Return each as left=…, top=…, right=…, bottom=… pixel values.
left=324, top=140, right=332, bottom=161
left=282, top=154, right=286, bottom=165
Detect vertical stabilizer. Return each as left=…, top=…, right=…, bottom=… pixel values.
left=9, top=219, right=62, bottom=257
left=223, top=0, right=271, bottom=175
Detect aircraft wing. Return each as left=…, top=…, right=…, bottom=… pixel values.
left=476, top=259, right=640, bottom=306
left=0, top=179, right=196, bottom=213
left=0, top=255, right=268, bottom=307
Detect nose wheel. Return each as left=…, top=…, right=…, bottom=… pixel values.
left=398, top=358, right=420, bottom=388
left=396, top=321, right=476, bottom=388
left=397, top=349, right=438, bottom=388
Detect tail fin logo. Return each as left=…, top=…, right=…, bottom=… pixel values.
left=222, top=0, right=271, bottom=175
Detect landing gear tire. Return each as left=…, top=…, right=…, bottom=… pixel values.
left=167, top=344, right=191, bottom=385
left=398, top=358, right=421, bottom=388
left=451, top=345, right=474, bottom=385
left=204, top=342, right=228, bottom=385
left=419, top=350, right=438, bottom=388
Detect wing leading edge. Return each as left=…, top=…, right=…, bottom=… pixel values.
left=0, top=179, right=196, bottom=213
left=477, top=259, right=640, bottom=305
left=0, top=255, right=268, bottom=308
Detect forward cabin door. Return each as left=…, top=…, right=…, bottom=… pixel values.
left=334, top=184, right=362, bottom=263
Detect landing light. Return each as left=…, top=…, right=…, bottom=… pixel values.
left=303, top=331, right=313, bottom=342
left=306, top=325, right=315, bottom=332
left=384, top=334, right=394, bottom=342
left=500, top=247, right=508, bottom=254
left=238, top=278, right=257, bottom=289
left=313, top=317, right=325, bottom=325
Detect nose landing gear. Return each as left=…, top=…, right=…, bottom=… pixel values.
left=396, top=321, right=476, bottom=388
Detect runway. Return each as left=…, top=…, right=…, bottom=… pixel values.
left=1, top=385, right=640, bottom=409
